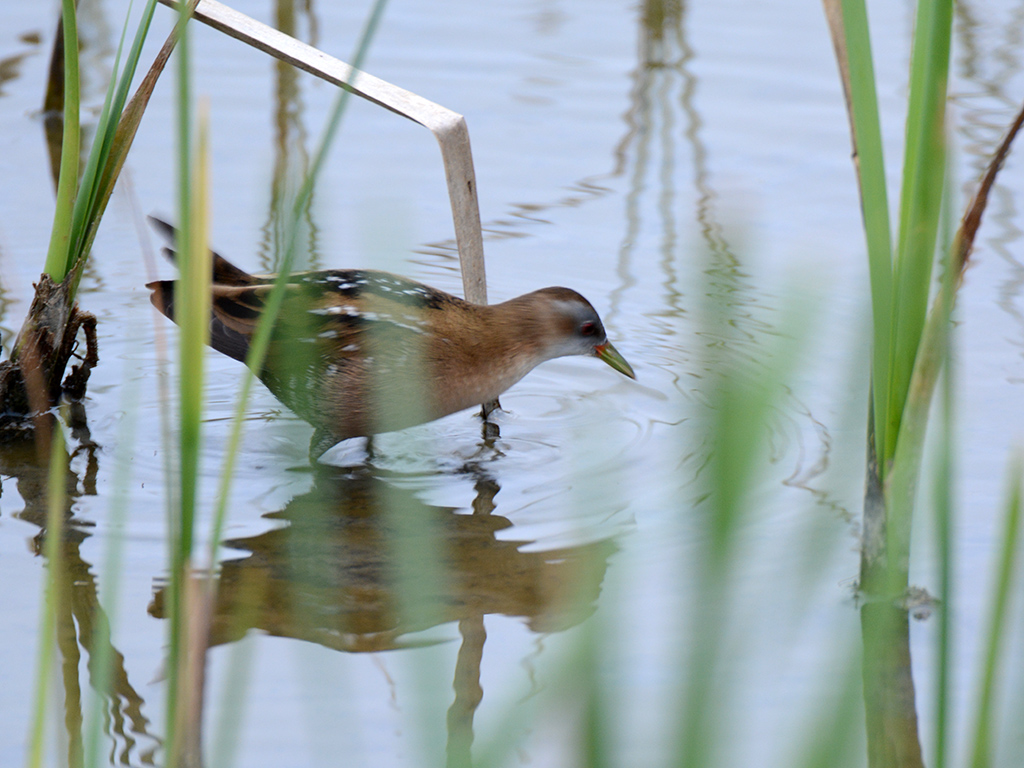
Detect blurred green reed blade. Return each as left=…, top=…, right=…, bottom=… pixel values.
left=174, top=110, right=211, bottom=572
left=43, top=0, right=80, bottom=282
left=82, top=374, right=141, bottom=768
left=794, top=649, right=864, bottom=768
left=174, top=117, right=214, bottom=741
left=206, top=0, right=391, bottom=564
left=708, top=292, right=811, bottom=559
left=932, top=366, right=954, bottom=768
left=885, top=0, right=953, bottom=469
left=968, top=456, right=1023, bottom=768
left=163, top=1, right=201, bottom=755
left=467, top=640, right=572, bottom=768
left=193, top=0, right=391, bottom=759
left=831, top=0, right=894, bottom=470
left=678, top=277, right=815, bottom=768
left=931, top=171, right=957, bottom=768
left=26, top=426, right=69, bottom=768
left=581, top=626, right=610, bottom=768
left=208, top=597, right=260, bottom=768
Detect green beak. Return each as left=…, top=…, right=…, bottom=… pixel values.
left=595, top=341, right=636, bottom=379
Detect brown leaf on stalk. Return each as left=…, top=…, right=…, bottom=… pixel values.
left=42, top=8, right=71, bottom=187
left=885, top=97, right=1024, bottom=523
left=821, top=0, right=857, bottom=159
left=952, top=101, right=1024, bottom=278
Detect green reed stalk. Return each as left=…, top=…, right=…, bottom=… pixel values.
left=968, top=457, right=1023, bottom=768
left=163, top=2, right=199, bottom=761
left=676, top=280, right=811, bottom=768
left=66, top=0, right=159, bottom=291
left=43, top=0, right=80, bottom=282
left=883, top=0, right=953, bottom=470
left=147, top=2, right=393, bottom=762
left=43, top=0, right=159, bottom=289
left=836, top=0, right=953, bottom=482
left=932, top=422, right=953, bottom=768
left=930, top=171, right=958, bottom=768
left=829, top=0, right=956, bottom=611
left=164, top=110, right=213, bottom=767
left=795, top=652, right=864, bottom=768
left=836, top=0, right=893, bottom=465
left=831, top=4, right=1024, bottom=763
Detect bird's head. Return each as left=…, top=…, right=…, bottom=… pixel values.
left=522, top=288, right=636, bottom=379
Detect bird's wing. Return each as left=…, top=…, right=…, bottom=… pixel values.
left=210, top=272, right=438, bottom=372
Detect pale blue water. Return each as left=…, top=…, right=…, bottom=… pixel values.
left=1, top=1, right=1023, bottom=766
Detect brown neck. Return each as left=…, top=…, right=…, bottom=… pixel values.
left=424, top=295, right=556, bottom=413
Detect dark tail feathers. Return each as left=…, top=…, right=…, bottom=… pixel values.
left=147, top=215, right=255, bottom=286
left=146, top=217, right=256, bottom=365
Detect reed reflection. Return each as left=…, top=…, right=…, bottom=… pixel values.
left=259, top=0, right=320, bottom=275
left=149, top=461, right=615, bottom=765
left=2, top=417, right=160, bottom=768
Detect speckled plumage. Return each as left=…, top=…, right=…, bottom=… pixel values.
left=146, top=217, right=634, bottom=454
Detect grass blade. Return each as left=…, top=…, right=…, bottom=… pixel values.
left=163, top=3, right=199, bottom=761
left=71, top=1, right=200, bottom=300
left=67, top=2, right=136, bottom=276
left=43, top=0, right=81, bottom=281
left=968, top=457, right=1023, bottom=768
left=68, top=0, right=160, bottom=286
left=827, top=0, right=895, bottom=468
left=884, top=0, right=953, bottom=466
left=25, top=426, right=69, bottom=768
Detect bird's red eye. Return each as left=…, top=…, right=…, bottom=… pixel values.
left=580, top=321, right=598, bottom=337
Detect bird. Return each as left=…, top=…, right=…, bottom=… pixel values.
left=146, top=217, right=635, bottom=457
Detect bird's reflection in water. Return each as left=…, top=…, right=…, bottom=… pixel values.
left=150, top=458, right=616, bottom=765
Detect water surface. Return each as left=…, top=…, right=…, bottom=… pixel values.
left=1, top=1, right=1024, bottom=766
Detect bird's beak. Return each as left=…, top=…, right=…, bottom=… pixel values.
left=595, top=341, right=636, bottom=379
